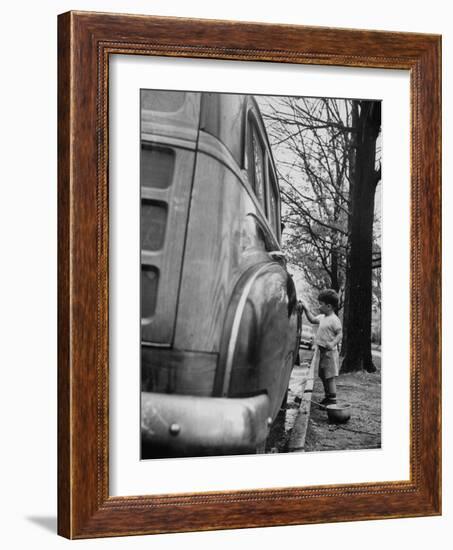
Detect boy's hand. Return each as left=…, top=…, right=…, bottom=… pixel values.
left=299, top=299, right=308, bottom=311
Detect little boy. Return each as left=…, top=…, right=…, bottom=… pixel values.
left=301, top=289, right=342, bottom=406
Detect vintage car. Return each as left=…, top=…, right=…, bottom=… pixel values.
left=140, top=90, right=301, bottom=457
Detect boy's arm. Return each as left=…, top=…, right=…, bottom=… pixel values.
left=325, top=324, right=343, bottom=350
left=329, top=328, right=343, bottom=350
left=300, top=300, right=320, bottom=325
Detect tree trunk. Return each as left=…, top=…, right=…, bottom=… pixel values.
left=330, top=246, right=339, bottom=292
left=341, top=101, right=381, bottom=373
left=340, top=254, right=351, bottom=357
left=340, top=103, right=357, bottom=356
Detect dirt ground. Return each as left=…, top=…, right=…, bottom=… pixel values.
left=304, top=354, right=381, bottom=452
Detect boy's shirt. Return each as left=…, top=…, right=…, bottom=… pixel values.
left=314, top=313, right=342, bottom=349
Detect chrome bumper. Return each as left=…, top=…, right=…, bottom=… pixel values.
left=141, top=392, right=271, bottom=456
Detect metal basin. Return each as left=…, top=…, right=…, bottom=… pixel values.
left=326, top=403, right=351, bottom=424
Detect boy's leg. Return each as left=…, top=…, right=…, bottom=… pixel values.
left=318, top=370, right=329, bottom=400
left=319, top=375, right=337, bottom=405
left=318, top=348, right=338, bottom=404
left=325, top=376, right=337, bottom=404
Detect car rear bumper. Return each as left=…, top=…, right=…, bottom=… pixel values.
left=141, top=391, right=271, bottom=457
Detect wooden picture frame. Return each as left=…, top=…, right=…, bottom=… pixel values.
left=58, top=10, right=441, bottom=539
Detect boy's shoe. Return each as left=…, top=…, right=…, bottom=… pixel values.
left=320, top=396, right=337, bottom=406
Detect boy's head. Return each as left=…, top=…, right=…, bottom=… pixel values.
left=318, top=289, right=339, bottom=314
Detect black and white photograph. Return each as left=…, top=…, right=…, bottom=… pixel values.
left=140, top=89, right=382, bottom=459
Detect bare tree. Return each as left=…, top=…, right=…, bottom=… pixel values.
left=261, top=97, right=352, bottom=302
left=261, top=95, right=382, bottom=373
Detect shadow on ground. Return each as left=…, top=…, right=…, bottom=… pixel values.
left=26, top=516, right=57, bottom=534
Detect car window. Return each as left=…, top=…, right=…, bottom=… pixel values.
left=252, top=126, right=266, bottom=208
left=247, top=119, right=267, bottom=213
left=267, top=161, right=279, bottom=235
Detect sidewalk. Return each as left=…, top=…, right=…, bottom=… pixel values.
left=287, top=352, right=315, bottom=452
left=265, top=349, right=312, bottom=453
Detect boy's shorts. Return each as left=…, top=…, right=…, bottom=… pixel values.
left=316, top=346, right=340, bottom=380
